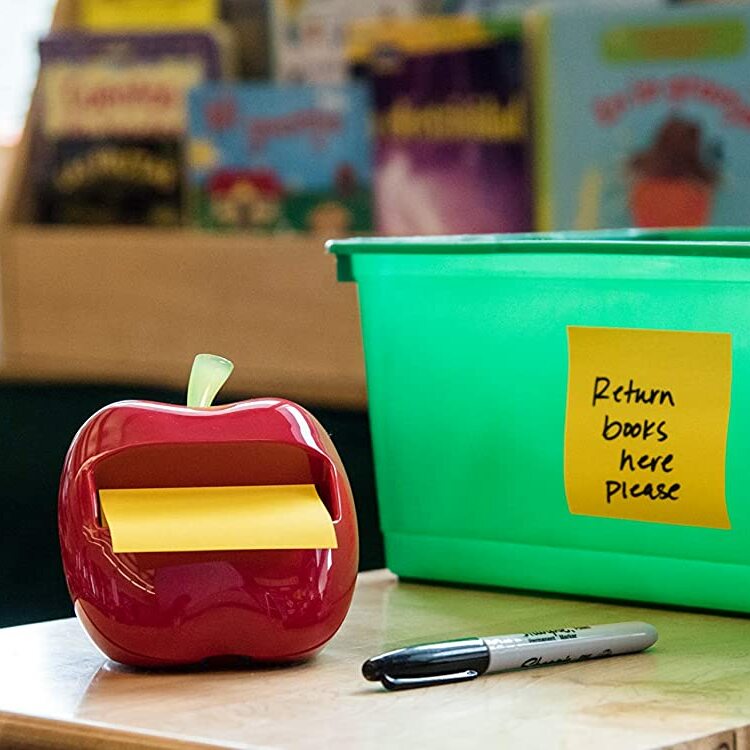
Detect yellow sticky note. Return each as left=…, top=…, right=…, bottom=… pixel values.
left=99, top=484, right=337, bottom=553
left=564, top=326, right=732, bottom=529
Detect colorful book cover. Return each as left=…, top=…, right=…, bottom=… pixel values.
left=532, top=4, right=750, bottom=231
left=269, top=0, right=420, bottom=83
left=36, top=31, right=226, bottom=225
left=187, top=83, right=372, bottom=233
left=349, top=16, right=531, bottom=235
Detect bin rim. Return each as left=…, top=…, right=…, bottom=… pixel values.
left=327, top=227, right=750, bottom=282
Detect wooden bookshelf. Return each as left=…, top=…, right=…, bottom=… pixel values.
left=0, top=0, right=367, bottom=408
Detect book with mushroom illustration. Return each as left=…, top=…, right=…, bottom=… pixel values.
left=530, top=3, right=749, bottom=231
left=628, top=116, right=720, bottom=228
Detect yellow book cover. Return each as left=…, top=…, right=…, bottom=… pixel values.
left=79, top=0, right=218, bottom=30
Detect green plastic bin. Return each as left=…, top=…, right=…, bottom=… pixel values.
left=329, top=228, right=750, bottom=612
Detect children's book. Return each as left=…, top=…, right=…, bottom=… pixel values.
left=269, top=0, right=420, bottom=83
left=187, top=83, right=372, bottom=233
left=78, top=0, right=219, bottom=30
left=349, top=15, right=531, bottom=235
left=530, top=3, right=750, bottom=230
left=36, top=31, right=227, bottom=224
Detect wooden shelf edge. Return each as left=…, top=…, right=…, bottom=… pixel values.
left=0, top=224, right=368, bottom=409
left=4, top=223, right=343, bottom=246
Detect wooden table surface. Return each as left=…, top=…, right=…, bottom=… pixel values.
left=2, top=570, right=750, bottom=750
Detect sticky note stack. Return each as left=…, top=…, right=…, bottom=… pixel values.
left=99, top=484, right=338, bottom=553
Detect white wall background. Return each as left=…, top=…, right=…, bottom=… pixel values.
left=0, top=0, right=56, bottom=145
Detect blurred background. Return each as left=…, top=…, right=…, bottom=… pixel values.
left=0, top=0, right=746, bottom=626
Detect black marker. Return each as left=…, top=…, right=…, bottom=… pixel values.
left=362, top=621, right=658, bottom=691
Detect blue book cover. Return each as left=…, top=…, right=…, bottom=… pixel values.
left=187, top=83, right=372, bottom=233
left=533, top=4, right=750, bottom=231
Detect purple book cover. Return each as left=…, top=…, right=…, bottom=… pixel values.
left=360, top=18, right=531, bottom=235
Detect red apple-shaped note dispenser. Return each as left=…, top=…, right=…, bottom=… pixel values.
left=59, top=354, right=359, bottom=666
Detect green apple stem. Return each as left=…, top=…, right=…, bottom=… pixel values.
left=187, top=354, right=235, bottom=408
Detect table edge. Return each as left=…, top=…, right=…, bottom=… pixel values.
left=0, top=710, right=251, bottom=750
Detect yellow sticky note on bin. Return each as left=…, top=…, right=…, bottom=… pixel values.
left=565, top=326, right=732, bottom=529
left=99, top=484, right=337, bottom=553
